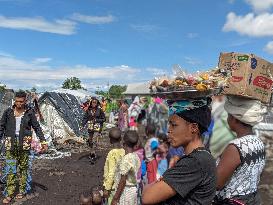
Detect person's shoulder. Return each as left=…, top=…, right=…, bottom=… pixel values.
left=229, top=135, right=256, bottom=147
left=107, top=148, right=119, bottom=156
left=2, top=107, right=13, bottom=116
left=4, top=107, right=13, bottom=113
left=123, top=152, right=137, bottom=161
left=108, top=148, right=125, bottom=155
left=190, top=149, right=216, bottom=168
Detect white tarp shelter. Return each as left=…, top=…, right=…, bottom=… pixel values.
left=52, top=89, right=99, bottom=103
left=123, top=82, right=150, bottom=96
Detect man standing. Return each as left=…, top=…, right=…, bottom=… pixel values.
left=0, top=91, right=48, bottom=203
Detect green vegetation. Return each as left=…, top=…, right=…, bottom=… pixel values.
left=62, top=77, right=85, bottom=90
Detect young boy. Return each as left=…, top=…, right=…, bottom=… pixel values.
left=103, top=128, right=125, bottom=204
left=156, top=133, right=169, bottom=179
left=144, top=124, right=159, bottom=184
left=111, top=130, right=141, bottom=205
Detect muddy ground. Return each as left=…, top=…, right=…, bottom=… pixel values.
left=0, top=132, right=272, bottom=205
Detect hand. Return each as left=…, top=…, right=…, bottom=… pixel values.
left=103, top=190, right=109, bottom=198
left=157, top=176, right=163, bottom=182
left=169, top=156, right=180, bottom=168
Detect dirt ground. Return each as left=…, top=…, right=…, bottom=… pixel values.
left=0, top=131, right=272, bottom=205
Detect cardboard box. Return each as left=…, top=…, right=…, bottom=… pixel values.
left=218, top=52, right=273, bottom=104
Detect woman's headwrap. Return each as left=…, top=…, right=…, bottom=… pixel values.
left=224, top=96, right=267, bottom=126
left=167, top=98, right=212, bottom=134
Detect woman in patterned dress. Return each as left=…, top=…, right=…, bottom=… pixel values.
left=118, top=100, right=129, bottom=132
left=214, top=96, right=266, bottom=205
left=81, top=98, right=106, bottom=163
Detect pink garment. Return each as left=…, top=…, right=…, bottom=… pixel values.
left=147, top=159, right=157, bottom=184
left=135, top=148, right=144, bottom=182
left=129, top=117, right=137, bottom=127
left=154, top=97, right=163, bottom=104
left=118, top=104, right=128, bottom=131
left=31, top=135, right=42, bottom=153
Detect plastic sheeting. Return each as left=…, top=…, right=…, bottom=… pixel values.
left=51, top=89, right=99, bottom=103
left=35, top=148, right=71, bottom=160
left=39, top=92, right=88, bottom=144
left=0, top=90, right=14, bottom=119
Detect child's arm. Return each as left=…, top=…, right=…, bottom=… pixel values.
left=111, top=174, right=127, bottom=205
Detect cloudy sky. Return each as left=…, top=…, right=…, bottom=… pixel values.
left=0, top=0, right=273, bottom=91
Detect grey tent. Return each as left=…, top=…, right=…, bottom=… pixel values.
left=38, top=92, right=88, bottom=144
left=123, top=82, right=150, bottom=96
left=0, top=89, right=14, bottom=118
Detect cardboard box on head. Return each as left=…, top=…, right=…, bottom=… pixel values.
left=218, top=52, right=273, bottom=104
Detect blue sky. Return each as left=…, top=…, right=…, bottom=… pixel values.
left=0, top=0, right=273, bottom=92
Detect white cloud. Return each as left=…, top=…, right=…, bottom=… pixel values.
left=71, top=13, right=115, bottom=24
left=0, top=54, right=160, bottom=90
left=223, top=12, right=273, bottom=37
left=146, top=68, right=167, bottom=76
left=187, top=33, right=198, bottom=39
left=0, top=15, right=76, bottom=35
left=0, top=55, right=50, bottom=70
left=184, top=57, right=201, bottom=65
left=245, top=0, right=273, bottom=12
left=0, top=53, right=169, bottom=90
left=0, top=61, right=139, bottom=81
left=32, top=57, right=52, bottom=64
left=130, top=24, right=159, bottom=33
left=264, top=41, right=273, bottom=54
left=0, top=51, right=13, bottom=57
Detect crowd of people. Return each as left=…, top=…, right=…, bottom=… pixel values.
left=0, top=90, right=268, bottom=205
left=99, top=95, right=265, bottom=205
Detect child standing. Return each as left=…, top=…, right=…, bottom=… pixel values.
left=134, top=140, right=145, bottom=205
left=111, top=131, right=141, bottom=205
left=156, top=133, right=169, bottom=179
left=144, top=124, right=159, bottom=184
left=103, top=128, right=125, bottom=204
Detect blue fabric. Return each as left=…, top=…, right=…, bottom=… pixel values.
left=168, top=99, right=208, bottom=116
left=25, top=150, right=35, bottom=193
left=157, top=159, right=168, bottom=176
left=141, top=160, right=146, bottom=177
left=150, top=141, right=159, bottom=151
left=202, top=119, right=214, bottom=137
left=168, top=146, right=184, bottom=158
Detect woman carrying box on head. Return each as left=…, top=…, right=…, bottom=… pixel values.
left=214, top=96, right=266, bottom=205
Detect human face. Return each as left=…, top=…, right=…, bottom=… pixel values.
left=168, top=114, right=194, bottom=148
left=14, top=97, right=26, bottom=109
left=91, top=100, right=98, bottom=108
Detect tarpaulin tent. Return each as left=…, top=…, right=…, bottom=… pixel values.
left=52, top=88, right=99, bottom=103
left=38, top=92, right=88, bottom=144
left=123, top=82, right=150, bottom=96
left=0, top=89, right=14, bottom=119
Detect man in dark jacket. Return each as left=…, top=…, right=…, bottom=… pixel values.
left=0, top=91, right=48, bottom=203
